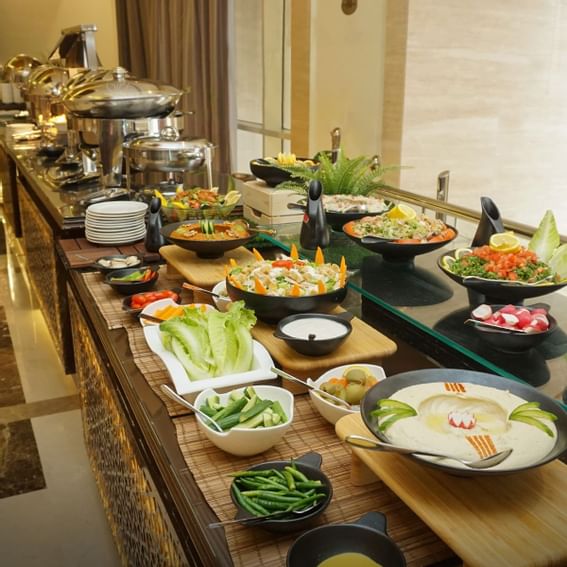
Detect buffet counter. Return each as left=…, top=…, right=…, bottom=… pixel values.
left=64, top=261, right=461, bottom=567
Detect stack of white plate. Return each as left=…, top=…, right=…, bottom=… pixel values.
left=85, top=201, right=148, bottom=245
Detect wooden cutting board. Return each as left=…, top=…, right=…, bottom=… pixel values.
left=159, top=244, right=255, bottom=288
left=252, top=312, right=397, bottom=389
left=335, top=413, right=567, bottom=567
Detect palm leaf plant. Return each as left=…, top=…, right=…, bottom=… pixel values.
left=276, top=150, right=401, bottom=196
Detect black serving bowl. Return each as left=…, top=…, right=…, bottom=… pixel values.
left=249, top=157, right=317, bottom=187
left=226, top=278, right=347, bottom=324
left=161, top=221, right=253, bottom=259
left=230, top=452, right=332, bottom=533
left=287, top=512, right=406, bottom=567
left=343, top=220, right=458, bottom=261
left=104, top=266, right=159, bottom=295
left=360, top=368, right=567, bottom=476
left=92, top=254, right=143, bottom=274
left=121, top=287, right=182, bottom=317
left=273, top=313, right=353, bottom=356
left=438, top=249, right=567, bottom=303
left=470, top=305, right=557, bottom=353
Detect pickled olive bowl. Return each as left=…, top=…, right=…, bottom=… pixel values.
left=309, top=364, right=387, bottom=425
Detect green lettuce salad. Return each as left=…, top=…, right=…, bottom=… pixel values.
left=159, top=301, right=256, bottom=381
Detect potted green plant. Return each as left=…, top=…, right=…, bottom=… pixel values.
left=275, top=150, right=400, bottom=196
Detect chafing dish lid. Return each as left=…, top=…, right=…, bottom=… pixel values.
left=4, top=53, right=43, bottom=82
left=62, top=67, right=182, bottom=118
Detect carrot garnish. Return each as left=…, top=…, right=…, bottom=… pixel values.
left=254, top=277, right=267, bottom=294
left=466, top=435, right=496, bottom=458
left=317, top=280, right=326, bottom=294
left=290, top=243, right=299, bottom=261
left=253, top=248, right=264, bottom=262
left=314, top=246, right=325, bottom=265
left=339, top=256, right=347, bottom=286
left=291, top=284, right=302, bottom=297
left=229, top=258, right=238, bottom=268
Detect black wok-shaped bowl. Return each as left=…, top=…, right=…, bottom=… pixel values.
left=104, top=266, right=159, bottom=295
left=92, top=254, right=142, bottom=274
left=249, top=157, right=317, bottom=187
left=274, top=313, right=353, bottom=356
left=226, top=279, right=347, bottom=324
left=438, top=249, right=567, bottom=303
left=287, top=512, right=406, bottom=567
left=360, top=368, right=567, bottom=476
left=230, top=452, right=332, bottom=533
left=161, top=221, right=253, bottom=259
left=344, top=221, right=458, bottom=261
left=470, top=305, right=557, bottom=353
left=121, top=287, right=182, bottom=317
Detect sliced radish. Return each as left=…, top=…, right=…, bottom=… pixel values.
left=501, top=313, right=519, bottom=326
left=500, top=304, right=517, bottom=314
left=472, top=304, right=492, bottom=320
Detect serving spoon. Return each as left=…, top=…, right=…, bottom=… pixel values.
left=464, top=319, right=533, bottom=334
left=160, top=384, right=224, bottom=433
left=271, top=367, right=353, bottom=409
left=345, top=434, right=513, bottom=469
left=182, top=282, right=221, bottom=298
left=208, top=502, right=322, bottom=529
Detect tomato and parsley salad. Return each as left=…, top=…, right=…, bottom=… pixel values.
left=450, top=245, right=554, bottom=283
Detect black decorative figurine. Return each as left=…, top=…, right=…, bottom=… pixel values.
left=300, top=180, right=330, bottom=249
left=144, top=197, right=167, bottom=252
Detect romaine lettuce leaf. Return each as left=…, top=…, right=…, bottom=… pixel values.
left=549, top=243, right=567, bottom=280
left=528, top=210, right=560, bottom=263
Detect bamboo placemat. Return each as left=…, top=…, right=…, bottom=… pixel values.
left=174, top=396, right=455, bottom=567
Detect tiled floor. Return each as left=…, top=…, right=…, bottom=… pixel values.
left=0, top=227, right=121, bottom=567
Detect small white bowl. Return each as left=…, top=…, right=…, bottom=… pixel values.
left=212, top=280, right=232, bottom=312
left=140, top=300, right=212, bottom=326
left=193, top=385, right=294, bottom=456
left=308, top=364, right=387, bottom=425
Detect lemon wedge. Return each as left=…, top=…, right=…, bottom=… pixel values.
left=454, top=248, right=472, bottom=259
left=489, top=232, right=521, bottom=253
left=387, top=204, right=417, bottom=220
left=441, top=256, right=455, bottom=270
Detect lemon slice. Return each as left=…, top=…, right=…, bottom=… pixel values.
left=489, top=232, right=521, bottom=253
left=454, top=248, right=472, bottom=259
left=442, top=256, right=455, bottom=270
left=387, top=204, right=417, bottom=220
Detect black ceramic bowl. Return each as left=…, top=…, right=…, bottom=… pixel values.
left=343, top=220, right=458, bottom=261
left=226, top=279, right=347, bottom=324
left=287, top=512, right=406, bottom=567
left=92, top=254, right=143, bottom=274
left=438, top=249, right=567, bottom=303
left=161, top=221, right=253, bottom=259
left=104, top=266, right=159, bottom=295
left=230, top=452, right=332, bottom=533
left=121, top=288, right=182, bottom=317
left=274, top=313, right=353, bottom=356
left=361, top=368, right=567, bottom=476
left=470, top=305, right=557, bottom=353
left=249, top=157, right=317, bottom=187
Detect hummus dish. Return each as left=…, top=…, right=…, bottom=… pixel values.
left=371, top=382, right=558, bottom=470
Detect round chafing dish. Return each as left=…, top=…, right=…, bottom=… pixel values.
left=62, top=66, right=182, bottom=119
left=124, top=135, right=213, bottom=173
left=4, top=53, right=42, bottom=83
left=23, top=64, right=69, bottom=125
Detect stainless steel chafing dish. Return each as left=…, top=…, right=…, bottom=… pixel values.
left=4, top=53, right=42, bottom=83
left=62, top=66, right=182, bottom=119
left=62, top=67, right=183, bottom=189
left=23, top=64, right=69, bottom=125
left=124, top=135, right=213, bottom=173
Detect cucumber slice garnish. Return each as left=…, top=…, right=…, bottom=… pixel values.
left=510, top=414, right=555, bottom=437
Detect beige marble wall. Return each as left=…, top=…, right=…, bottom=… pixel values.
left=383, top=0, right=567, bottom=234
